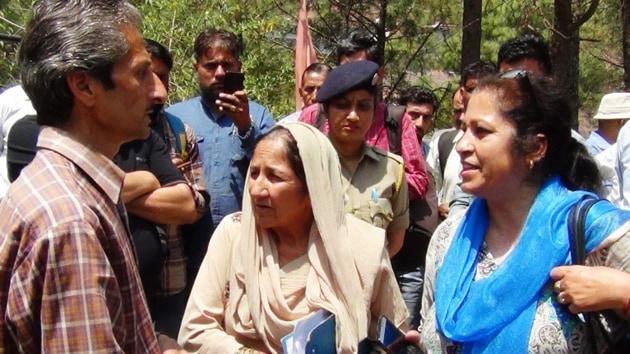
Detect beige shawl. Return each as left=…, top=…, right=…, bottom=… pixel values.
left=227, top=123, right=369, bottom=353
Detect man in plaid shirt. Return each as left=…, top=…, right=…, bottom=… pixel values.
left=0, top=0, right=184, bottom=352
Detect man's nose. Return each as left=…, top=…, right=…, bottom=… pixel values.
left=151, top=72, right=168, bottom=104
left=215, top=64, right=226, bottom=78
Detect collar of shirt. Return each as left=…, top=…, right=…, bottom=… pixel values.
left=363, top=143, right=383, bottom=163
left=37, top=126, right=125, bottom=205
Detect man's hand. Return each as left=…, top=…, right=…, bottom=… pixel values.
left=158, top=333, right=188, bottom=354
left=121, top=171, right=160, bottom=204
left=438, top=202, right=449, bottom=219
left=216, top=90, right=251, bottom=130
left=171, top=158, right=192, bottom=174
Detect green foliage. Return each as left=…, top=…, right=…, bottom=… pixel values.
left=0, top=0, right=623, bottom=126
left=134, top=0, right=297, bottom=117
left=579, top=0, right=624, bottom=120
left=0, top=0, right=33, bottom=88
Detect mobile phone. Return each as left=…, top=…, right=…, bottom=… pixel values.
left=223, top=71, right=245, bottom=94
left=377, top=316, right=407, bottom=354
left=357, top=338, right=390, bottom=354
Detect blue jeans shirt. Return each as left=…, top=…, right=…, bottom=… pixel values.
left=166, top=96, right=275, bottom=228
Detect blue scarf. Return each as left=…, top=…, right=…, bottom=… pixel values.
left=435, top=176, right=630, bottom=353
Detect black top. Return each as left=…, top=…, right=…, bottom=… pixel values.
left=113, top=130, right=186, bottom=315
left=114, top=130, right=184, bottom=186
left=6, top=115, right=39, bottom=182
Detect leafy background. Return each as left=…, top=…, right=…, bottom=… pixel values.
left=0, top=0, right=624, bottom=134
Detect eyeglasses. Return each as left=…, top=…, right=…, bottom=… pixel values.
left=407, top=111, right=433, bottom=120
left=499, top=69, right=539, bottom=108
left=499, top=69, right=528, bottom=79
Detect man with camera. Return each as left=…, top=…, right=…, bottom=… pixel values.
left=166, top=29, right=275, bottom=284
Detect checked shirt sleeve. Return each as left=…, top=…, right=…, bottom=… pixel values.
left=400, top=112, right=429, bottom=200
left=4, top=221, right=158, bottom=353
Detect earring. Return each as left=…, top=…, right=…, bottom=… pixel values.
left=527, top=160, right=534, bottom=169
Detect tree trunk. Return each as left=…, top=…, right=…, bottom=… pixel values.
left=623, top=0, right=630, bottom=90
left=551, top=0, right=599, bottom=127
left=551, top=0, right=580, bottom=127
left=378, top=0, right=388, bottom=100
left=461, top=0, right=482, bottom=74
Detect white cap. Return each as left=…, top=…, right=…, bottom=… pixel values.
left=594, top=93, right=630, bottom=120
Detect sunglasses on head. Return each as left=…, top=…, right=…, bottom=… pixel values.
left=499, top=69, right=539, bottom=106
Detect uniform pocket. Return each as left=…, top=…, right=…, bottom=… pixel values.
left=368, top=198, right=394, bottom=229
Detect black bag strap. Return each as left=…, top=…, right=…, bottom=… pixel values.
left=568, top=195, right=599, bottom=265
left=437, top=130, right=457, bottom=177
left=384, top=104, right=405, bottom=155
left=567, top=195, right=622, bottom=352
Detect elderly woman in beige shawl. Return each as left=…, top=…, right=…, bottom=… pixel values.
left=178, top=123, right=408, bottom=353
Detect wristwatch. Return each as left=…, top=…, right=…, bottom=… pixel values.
left=234, top=118, right=254, bottom=140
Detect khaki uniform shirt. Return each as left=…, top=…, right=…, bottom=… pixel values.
left=341, top=144, right=409, bottom=234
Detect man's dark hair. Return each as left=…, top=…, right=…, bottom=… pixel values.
left=194, top=29, right=243, bottom=62
left=498, top=34, right=553, bottom=76
left=18, top=0, right=141, bottom=127
left=335, top=31, right=383, bottom=66
left=398, top=86, right=439, bottom=112
left=144, top=38, right=173, bottom=70
left=302, top=62, right=332, bottom=81
left=460, top=61, right=497, bottom=86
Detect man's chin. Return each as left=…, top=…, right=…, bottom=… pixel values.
left=137, top=125, right=151, bottom=140
left=200, top=87, right=220, bottom=105
left=149, top=107, right=163, bottom=122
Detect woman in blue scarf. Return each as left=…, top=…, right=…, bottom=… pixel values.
left=419, top=72, right=630, bottom=353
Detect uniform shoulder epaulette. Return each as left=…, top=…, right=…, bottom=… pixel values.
left=378, top=148, right=404, bottom=166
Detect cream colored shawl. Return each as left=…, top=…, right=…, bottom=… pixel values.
left=228, top=123, right=368, bottom=353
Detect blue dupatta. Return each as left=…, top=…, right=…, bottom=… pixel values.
left=435, top=176, right=630, bottom=353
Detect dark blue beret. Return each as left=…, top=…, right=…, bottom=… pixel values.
left=316, top=60, right=379, bottom=103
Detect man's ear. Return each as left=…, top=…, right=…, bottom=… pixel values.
left=66, top=71, right=96, bottom=107
left=193, top=60, right=199, bottom=72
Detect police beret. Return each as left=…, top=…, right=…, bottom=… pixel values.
left=316, top=60, right=379, bottom=104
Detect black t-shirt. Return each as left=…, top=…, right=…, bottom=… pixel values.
left=6, top=115, right=39, bottom=182
left=113, top=129, right=186, bottom=244
left=114, top=130, right=184, bottom=186
left=114, top=130, right=186, bottom=313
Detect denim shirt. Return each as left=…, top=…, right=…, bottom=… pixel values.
left=166, top=97, right=275, bottom=227
left=586, top=130, right=611, bottom=156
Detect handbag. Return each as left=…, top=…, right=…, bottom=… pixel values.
left=568, top=196, right=630, bottom=354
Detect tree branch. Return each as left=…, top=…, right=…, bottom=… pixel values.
left=568, top=0, right=600, bottom=33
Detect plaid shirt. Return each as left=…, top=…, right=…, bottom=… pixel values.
left=155, top=114, right=208, bottom=295
left=0, top=127, right=159, bottom=353
left=298, top=102, right=429, bottom=200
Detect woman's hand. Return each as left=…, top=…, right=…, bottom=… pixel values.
left=404, top=329, right=421, bottom=347
left=550, top=265, right=630, bottom=314
left=158, top=333, right=188, bottom=354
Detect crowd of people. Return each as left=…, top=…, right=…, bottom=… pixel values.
left=1, top=0, right=630, bottom=353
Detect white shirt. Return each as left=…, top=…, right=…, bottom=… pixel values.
left=0, top=85, right=36, bottom=198
left=426, top=129, right=462, bottom=205
left=595, top=143, right=620, bottom=205
left=616, top=121, right=630, bottom=209
left=278, top=110, right=302, bottom=124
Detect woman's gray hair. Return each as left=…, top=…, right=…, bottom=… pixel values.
left=18, top=0, right=142, bottom=127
